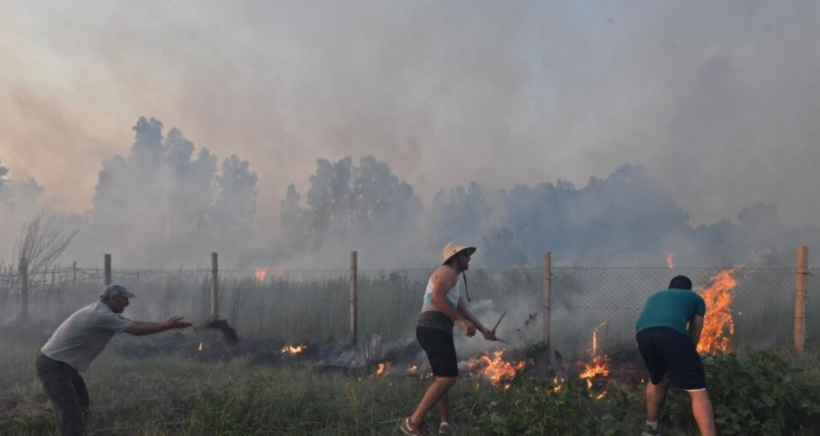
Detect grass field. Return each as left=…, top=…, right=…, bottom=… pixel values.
left=1, top=334, right=819, bottom=436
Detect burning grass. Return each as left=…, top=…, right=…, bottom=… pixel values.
left=697, top=266, right=741, bottom=354
left=1, top=335, right=819, bottom=436
left=466, top=350, right=526, bottom=387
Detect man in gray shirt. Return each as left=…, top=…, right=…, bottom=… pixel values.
left=36, top=284, right=192, bottom=436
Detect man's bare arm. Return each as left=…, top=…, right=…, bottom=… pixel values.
left=688, top=314, right=704, bottom=346
left=430, top=267, right=475, bottom=335
left=457, top=298, right=487, bottom=333
left=124, top=316, right=192, bottom=336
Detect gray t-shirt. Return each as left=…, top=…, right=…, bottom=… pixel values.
left=40, top=302, right=133, bottom=371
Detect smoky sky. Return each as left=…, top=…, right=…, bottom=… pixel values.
left=2, top=0, right=820, bottom=238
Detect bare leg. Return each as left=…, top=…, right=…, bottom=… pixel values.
left=646, top=377, right=667, bottom=422
left=410, top=377, right=457, bottom=426
left=688, top=390, right=716, bottom=436
left=436, top=391, right=450, bottom=424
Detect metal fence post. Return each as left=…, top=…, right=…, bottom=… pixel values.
left=543, top=252, right=551, bottom=356
left=350, top=251, right=358, bottom=346
left=18, top=257, right=29, bottom=322
left=794, top=245, right=809, bottom=353
left=104, top=254, right=112, bottom=285
left=209, top=252, right=219, bottom=320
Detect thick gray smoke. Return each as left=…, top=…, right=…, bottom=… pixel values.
left=3, top=1, right=820, bottom=269
left=3, top=119, right=820, bottom=269
left=78, top=117, right=258, bottom=266
left=3, top=1, right=820, bottom=232
left=0, top=160, right=47, bottom=265
left=274, top=160, right=820, bottom=268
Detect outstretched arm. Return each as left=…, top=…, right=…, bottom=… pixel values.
left=125, top=316, right=192, bottom=336
left=688, top=314, right=704, bottom=346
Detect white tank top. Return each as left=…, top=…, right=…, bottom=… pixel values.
left=420, top=276, right=460, bottom=313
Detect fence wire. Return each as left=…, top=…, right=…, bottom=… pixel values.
left=0, top=264, right=814, bottom=358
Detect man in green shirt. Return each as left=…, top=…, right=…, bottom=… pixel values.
left=635, top=275, right=716, bottom=436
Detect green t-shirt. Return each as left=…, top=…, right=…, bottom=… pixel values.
left=635, top=289, right=706, bottom=336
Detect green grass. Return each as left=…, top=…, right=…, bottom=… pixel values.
left=1, top=336, right=819, bottom=436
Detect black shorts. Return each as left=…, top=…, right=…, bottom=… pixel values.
left=417, top=326, right=459, bottom=378
left=636, top=327, right=707, bottom=391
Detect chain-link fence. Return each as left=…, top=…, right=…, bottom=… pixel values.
left=550, top=266, right=800, bottom=358
left=1, top=262, right=815, bottom=359
left=809, top=267, right=818, bottom=348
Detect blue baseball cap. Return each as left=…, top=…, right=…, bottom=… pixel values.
left=100, top=284, right=137, bottom=299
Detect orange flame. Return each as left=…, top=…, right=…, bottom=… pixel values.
left=467, top=350, right=526, bottom=386
left=579, top=354, right=611, bottom=389
left=551, top=376, right=564, bottom=393
left=407, top=364, right=419, bottom=373
left=375, top=362, right=392, bottom=376
left=281, top=343, right=307, bottom=355
left=666, top=252, right=676, bottom=269
left=580, top=323, right=611, bottom=393
left=255, top=268, right=267, bottom=283
left=198, top=342, right=204, bottom=351
left=696, top=267, right=741, bottom=354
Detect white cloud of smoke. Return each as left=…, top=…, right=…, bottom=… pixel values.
left=1, top=1, right=820, bottom=269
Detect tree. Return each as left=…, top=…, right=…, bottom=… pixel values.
left=90, top=117, right=254, bottom=265
left=0, top=159, right=9, bottom=203
left=13, top=211, right=78, bottom=323
left=279, top=184, right=305, bottom=247
left=211, top=154, right=258, bottom=238
left=481, top=226, right=529, bottom=266
left=429, top=181, right=492, bottom=246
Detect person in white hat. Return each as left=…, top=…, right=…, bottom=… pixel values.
left=401, top=242, right=497, bottom=436
left=35, top=284, right=192, bottom=436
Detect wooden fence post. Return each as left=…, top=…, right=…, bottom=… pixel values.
left=72, top=262, right=77, bottom=288
left=794, top=245, right=809, bottom=353
left=350, top=251, right=358, bottom=346
left=543, top=252, right=551, bottom=357
left=209, top=252, right=219, bottom=320
left=18, top=257, right=29, bottom=322
left=104, top=254, right=112, bottom=285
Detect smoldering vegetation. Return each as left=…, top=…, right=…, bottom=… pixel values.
left=1, top=116, right=819, bottom=362
left=0, top=260, right=814, bottom=367
left=2, top=116, right=819, bottom=270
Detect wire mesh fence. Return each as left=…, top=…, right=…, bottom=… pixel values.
left=0, top=262, right=815, bottom=358
left=550, top=266, right=799, bottom=357
left=809, top=267, right=818, bottom=348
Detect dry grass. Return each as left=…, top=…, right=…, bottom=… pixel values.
left=2, top=334, right=819, bottom=436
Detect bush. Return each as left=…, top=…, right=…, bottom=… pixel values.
left=479, top=348, right=820, bottom=436
left=0, top=415, right=55, bottom=436
left=478, top=366, right=634, bottom=436
left=664, top=349, right=820, bottom=436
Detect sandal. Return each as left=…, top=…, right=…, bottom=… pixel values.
left=439, top=422, right=453, bottom=434
left=400, top=417, right=427, bottom=436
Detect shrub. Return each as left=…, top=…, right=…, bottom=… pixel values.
left=664, top=348, right=820, bottom=436
left=0, top=415, right=55, bottom=436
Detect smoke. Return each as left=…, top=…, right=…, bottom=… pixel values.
left=2, top=1, right=820, bottom=268
left=3, top=1, right=820, bottom=231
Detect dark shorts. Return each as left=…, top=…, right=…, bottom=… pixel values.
left=636, top=327, right=707, bottom=391
left=417, top=325, right=459, bottom=378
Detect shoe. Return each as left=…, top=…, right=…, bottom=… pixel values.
left=438, top=422, right=453, bottom=434
left=400, top=417, right=427, bottom=436
left=641, top=424, right=661, bottom=436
